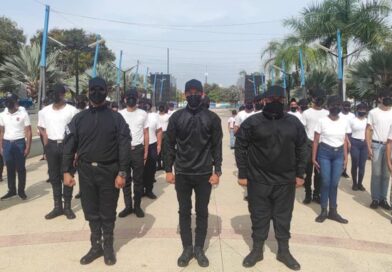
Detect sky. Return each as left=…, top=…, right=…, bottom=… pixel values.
left=2, top=0, right=390, bottom=89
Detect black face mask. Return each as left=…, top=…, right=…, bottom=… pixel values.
left=263, top=101, right=284, bottom=119
left=313, top=97, right=325, bottom=107
left=143, top=104, right=151, bottom=112
left=382, top=97, right=392, bottom=107
left=329, top=106, right=341, bottom=116
left=290, top=107, right=297, bottom=113
left=186, top=95, right=202, bottom=109
left=245, top=103, right=253, bottom=110
left=343, top=107, right=351, bottom=113
left=76, top=102, right=86, bottom=110
left=158, top=106, right=165, bottom=113
left=126, top=97, right=137, bottom=107
left=300, top=105, right=308, bottom=112
left=5, top=100, right=15, bottom=111
left=89, top=88, right=107, bottom=105
left=357, top=111, right=367, bottom=117
left=255, top=103, right=264, bottom=111
left=53, top=91, right=62, bottom=103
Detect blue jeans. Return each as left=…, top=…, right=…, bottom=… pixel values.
left=3, top=139, right=26, bottom=193
left=317, top=143, right=344, bottom=209
left=370, top=142, right=390, bottom=201
left=350, top=138, right=368, bottom=186
left=229, top=128, right=235, bottom=148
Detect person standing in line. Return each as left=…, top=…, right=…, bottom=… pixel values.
left=313, top=96, right=349, bottom=224
left=0, top=93, right=32, bottom=200
left=39, top=84, right=79, bottom=219
left=164, top=79, right=222, bottom=268
left=302, top=89, right=329, bottom=204
left=234, top=99, right=254, bottom=134
left=168, top=102, right=176, bottom=116
left=142, top=99, right=162, bottom=199
left=349, top=103, right=368, bottom=191
left=228, top=110, right=237, bottom=149
left=118, top=88, right=149, bottom=218
left=157, top=103, right=169, bottom=171
left=366, top=89, right=392, bottom=210
left=63, top=77, right=131, bottom=266
left=254, top=94, right=264, bottom=113
left=297, top=98, right=309, bottom=114
left=236, top=86, right=307, bottom=270
left=288, top=99, right=305, bottom=125
left=339, top=101, right=356, bottom=179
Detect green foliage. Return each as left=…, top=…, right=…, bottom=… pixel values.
left=204, top=83, right=240, bottom=103
left=0, top=17, right=26, bottom=64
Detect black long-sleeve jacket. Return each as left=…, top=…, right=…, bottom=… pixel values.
left=235, top=112, right=308, bottom=185
left=62, top=105, right=132, bottom=174
left=164, top=106, right=223, bottom=175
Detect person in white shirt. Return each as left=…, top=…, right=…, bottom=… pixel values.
left=253, top=94, right=264, bottom=113
left=228, top=110, right=237, bottom=149
left=366, top=89, right=392, bottom=210
left=168, top=102, right=176, bottom=116
left=157, top=103, right=169, bottom=170
left=119, top=89, right=149, bottom=218
left=288, top=99, right=305, bottom=125
left=234, top=100, right=254, bottom=134
left=313, top=95, right=349, bottom=224
left=339, top=101, right=355, bottom=179
left=0, top=93, right=32, bottom=200
left=39, top=84, right=79, bottom=219
left=349, top=103, right=368, bottom=191
left=302, top=89, right=329, bottom=204
left=141, top=99, right=162, bottom=199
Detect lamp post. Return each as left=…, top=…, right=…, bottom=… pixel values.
left=38, top=5, right=50, bottom=110
left=159, top=78, right=166, bottom=102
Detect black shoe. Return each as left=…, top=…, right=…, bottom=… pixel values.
left=45, top=200, right=64, bottom=219
left=277, top=251, right=301, bottom=271
left=315, top=208, right=328, bottom=223
left=80, top=244, right=103, bottom=265
left=302, top=195, right=311, bottom=204
left=312, top=195, right=321, bottom=204
left=244, top=196, right=248, bottom=201
left=242, top=245, right=263, bottom=268
left=1, top=191, right=16, bottom=200
left=118, top=207, right=133, bottom=218
left=370, top=200, right=379, bottom=209
left=145, top=191, right=157, bottom=200
left=352, top=185, right=358, bottom=191
left=103, top=236, right=116, bottom=266
left=358, top=184, right=366, bottom=191
left=341, top=171, right=350, bottom=178
left=194, top=246, right=209, bottom=267
left=18, top=191, right=27, bottom=200
left=134, top=206, right=145, bottom=218
left=380, top=200, right=392, bottom=211
left=64, top=200, right=76, bottom=219
left=328, top=208, right=348, bottom=224
left=75, top=192, right=81, bottom=199
left=177, top=246, right=193, bottom=267
left=46, top=179, right=50, bottom=183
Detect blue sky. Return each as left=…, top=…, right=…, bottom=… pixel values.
left=2, top=0, right=390, bottom=88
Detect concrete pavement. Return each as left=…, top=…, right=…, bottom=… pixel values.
left=0, top=110, right=392, bottom=272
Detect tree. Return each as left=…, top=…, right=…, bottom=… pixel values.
left=305, top=68, right=338, bottom=95
left=0, top=17, right=26, bottom=64
left=0, top=43, right=64, bottom=99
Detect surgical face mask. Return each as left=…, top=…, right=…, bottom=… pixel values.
left=126, top=97, right=137, bottom=107
left=186, top=94, right=202, bottom=109
left=313, top=97, right=325, bottom=107
left=329, top=106, right=341, bottom=116
left=290, top=107, right=297, bottom=113
left=263, top=101, right=284, bottom=118
left=89, top=87, right=107, bottom=105
left=382, top=97, right=392, bottom=107
left=357, top=111, right=367, bottom=117
left=255, top=103, right=264, bottom=111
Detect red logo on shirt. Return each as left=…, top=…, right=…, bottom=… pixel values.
left=16, top=117, right=20, bottom=122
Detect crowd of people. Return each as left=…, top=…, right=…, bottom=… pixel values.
left=0, top=78, right=391, bottom=270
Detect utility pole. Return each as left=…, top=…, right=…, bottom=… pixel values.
left=38, top=5, right=50, bottom=110
left=116, top=50, right=123, bottom=108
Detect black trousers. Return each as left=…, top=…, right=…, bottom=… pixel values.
left=143, top=143, right=158, bottom=193
left=248, top=181, right=296, bottom=243
left=0, top=154, right=4, bottom=178
left=157, top=132, right=166, bottom=169
left=305, top=140, right=321, bottom=196
left=46, top=141, right=73, bottom=200
left=122, top=145, right=144, bottom=208
left=175, top=174, right=212, bottom=248
left=78, top=161, right=119, bottom=236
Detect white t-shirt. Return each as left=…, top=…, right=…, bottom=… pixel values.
left=168, top=109, right=176, bottom=116
left=339, top=112, right=355, bottom=123
left=147, top=112, right=162, bottom=144
left=158, top=113, right=170, bottom=132
left=235, top=110, right=254, bottom=128
left=0, top=107, right=30, bottom=140
left=302, top=108, right=329, bottom=141
left=120, top=108, right=148, bottom=146
left=228, top=116, right=236, bottom=129
left=38, top=104, right=78, bottom=141
left=3, top=106, right=26, bottom=114
left=288, top=111, right=305, bottom=125
left=315, top=117, right=350, bottom=147
left=367, top=107, right=392, bottom=142
left=349, top=117, right=367, bottom=140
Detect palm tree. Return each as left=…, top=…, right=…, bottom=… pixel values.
left=0, top=43, right=63, bottom=99
left=305, top=68, right=338, bottom=95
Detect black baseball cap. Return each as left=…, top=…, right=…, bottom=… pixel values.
left=265, top=85, right=285, bottom=98
left=89, top=77, right=107, bottom=90
left=185, top=79, right=203, bottom=93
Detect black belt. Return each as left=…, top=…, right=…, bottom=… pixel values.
left=319, top=142, right=344, bottom=152
left=372, top=140, right=386, bottom=145
left=131, top=144, right=143, bottom=151
left=3, top=138, right=25, bottom=143
left=48, top=139, right=63, bottom=144
left=352, top=137, right=365, bottom=142
left=81, top=160, right=117, bottom=167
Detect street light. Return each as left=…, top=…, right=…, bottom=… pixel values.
left=159, top=78, right=166, bottom=102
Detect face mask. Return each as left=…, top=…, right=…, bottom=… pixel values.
left=313, top=97, right=325, bottom=107
left=255, top=103, right=264, bottom=111
left=263, top=101, right=284, bottom=118
left=290, top=107, right=297, bottom=113
left=143, top=104, right=151, bottom=112
left=357, top=111, right=367, bottom=117
left=5, top=100, right=15, bottom=110
left=186, top=94, right=202, bottom=109
left=76, top=102, right=86, bottom=110
left=245, top=103, right=253, bottom=110
left=343, top=107, right=350, bottom=113
left=300, top=105, right=308, bottom=111
left=126, top=97, right=137, bottom=107
left=89, top=88, right=107, bottom=105
left=53, top=91, right=62, bottom=103
left=329, top=106, right=341, bottom=116
left=382, top=97, right=392, bottom=107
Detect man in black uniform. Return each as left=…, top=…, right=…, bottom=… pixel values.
left=235, top=86, right=307, bottom=270
left=63, top=77, right=131, bottom=266
left=164, top=79, right=223, bottom=268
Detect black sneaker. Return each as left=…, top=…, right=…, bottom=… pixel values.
left=352, top=185, right=358, bottom=191
left=341, top=171, right=350, bottom=178
left=302, top=195, right=312, bottom=204
left=244, top=196, right=248, bottom=201
left=118, top=207, right=133, bottom=218
left=1, top=191, right=16, bottom=200
left=145, top=192, right=157, bottom=200
left=134, top=207, right=145, bottom=218
left=380, top=200, right=392, bottom=211
left=358, top=184, right=366, bottom=191
left=177, top=246, right=193, bottom=267
left=370, top=200, right=379, bottom=209
left=18, top=191, right=27, bottom=200
left=194, top=247, right=209, bottom=267
left=312, top=195, right=321, bottom=204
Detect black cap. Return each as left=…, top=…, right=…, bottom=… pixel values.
left=265, top=85, right=285, bottom=98
left=5, top=92, right=18, bottom=102
left=185, top=79, right=203, bottom=93
left=310, top=88, right=326, bottom=98
left=89, top=77, right=107, bottom=90
left=125, top=87, right=139, bottom=100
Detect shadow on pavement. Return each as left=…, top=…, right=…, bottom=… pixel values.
left=295, top=187, right=320, bottom=215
